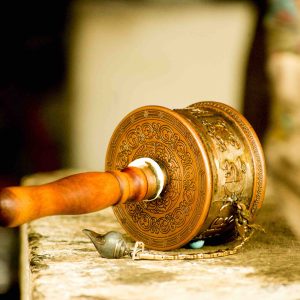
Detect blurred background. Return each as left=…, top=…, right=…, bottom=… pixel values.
left=0, top=0, right=279, bottom=298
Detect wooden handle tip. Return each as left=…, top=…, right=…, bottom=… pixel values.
left=0, top=188, right=19, bottom=227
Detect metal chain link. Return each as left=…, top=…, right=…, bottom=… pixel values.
left=130, top=199, right=263, bottom=260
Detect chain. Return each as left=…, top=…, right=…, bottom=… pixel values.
left=84, top=197, right=264, bottom=260
left=130, top=199, right=263, bottom=261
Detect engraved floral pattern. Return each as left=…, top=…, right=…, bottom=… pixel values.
left=201, top=119, right=241, bottom=152
left=186, top=101, right=265, bottom=240
left=112, top=121, right=197, bottom=235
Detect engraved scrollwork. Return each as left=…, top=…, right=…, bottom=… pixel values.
left=186, top=105, right=251, bottom=240
left=201, top=156, right=248, bottom=239
left=191, top=101, right=265, bottom=216
left=116, top=140, right=132, bottom=168
left=221, top=156, right=247, bottom=195
left=187, top=105, right=250, bottom=239
left=115, top=121, right=197, bottom=235
left=138, top=212, right=152, bottom=231
left=201, top=119, right=241, bottom=152
left=222, top=157, right=246, bottom=183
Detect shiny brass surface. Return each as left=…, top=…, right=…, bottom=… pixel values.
left=106, top=101, right=266, bottom=250
left=0, top=100, right=266, bottom=251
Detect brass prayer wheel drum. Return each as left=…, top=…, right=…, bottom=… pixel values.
left=106, top=101, right=266, bottom=250
left=0, top=101, right=266, bottom=252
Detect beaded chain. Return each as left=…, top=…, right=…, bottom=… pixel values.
left=129, top=199, right=264, bottom=261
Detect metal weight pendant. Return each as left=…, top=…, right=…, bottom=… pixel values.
left=106, top=101, right=266, bottom=251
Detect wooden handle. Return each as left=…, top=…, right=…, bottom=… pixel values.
left=0, top=167, right=156, bottom=227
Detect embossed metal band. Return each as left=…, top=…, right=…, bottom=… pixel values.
left=176, top=101, right=266, bottom=240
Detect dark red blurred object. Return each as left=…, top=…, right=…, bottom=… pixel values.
left=0, top=1, right=70, bottom=189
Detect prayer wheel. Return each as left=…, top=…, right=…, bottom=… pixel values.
left=0, top=101, right=266, bottom=251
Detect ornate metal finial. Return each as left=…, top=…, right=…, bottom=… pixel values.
left=83, top=229, right=129, bottom=259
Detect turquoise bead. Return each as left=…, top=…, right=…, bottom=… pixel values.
left=188, top=240, right=205, bottom=249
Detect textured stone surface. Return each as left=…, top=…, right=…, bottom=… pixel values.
left=0, top=227, right=16, bottom=294
left=20, top=171, right=300, bottom=300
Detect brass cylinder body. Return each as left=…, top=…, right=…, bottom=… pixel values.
left=106, top=101, right=266, bottom=250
